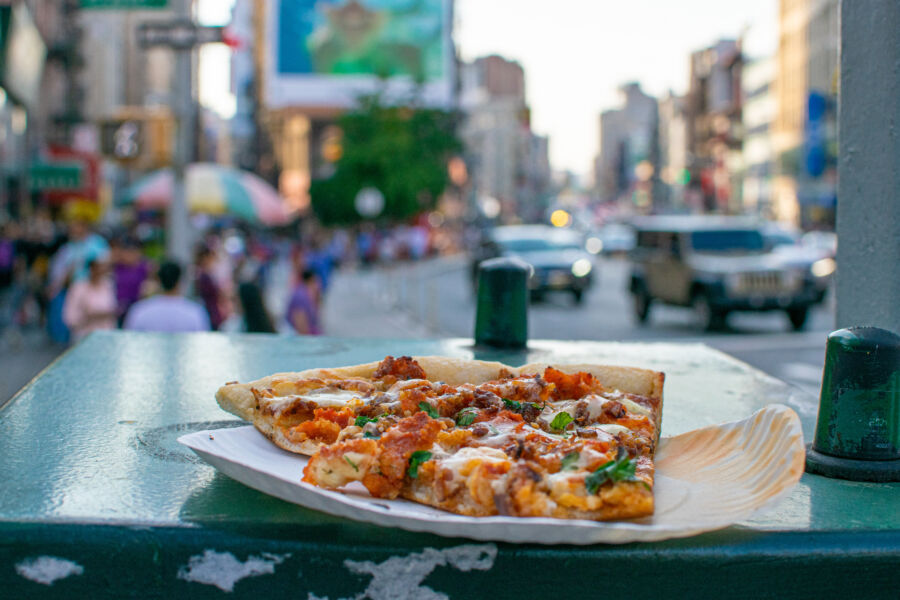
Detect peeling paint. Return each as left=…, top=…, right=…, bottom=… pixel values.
left=309, top=543, right=497, bottom=600
left=177, top=550, right=290, bottom=592
left=15, top=556, right=84, bottom=586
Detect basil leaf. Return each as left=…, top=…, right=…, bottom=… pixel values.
left=502, top=398, right=522, bottom=411
left=549, top=411, right=574, bottom=432
left=456, top=407, right=478, bottom=426
left=355, top=415, right=378, bottom=427
left=407, top=450, right=433, bottom=479
left=531, top=403, right=542, bottom=410
left=344, top=456, right=359, bottom=472
left=585, top=447, right=640, bottom=494
left=363, top=431, right=380, bottom=439
left=560, top=451, right=580, bottom=471
left=418, top=401, right=440, bottom=418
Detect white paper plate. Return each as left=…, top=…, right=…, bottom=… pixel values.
left=178, top=404, right=804, bottom=545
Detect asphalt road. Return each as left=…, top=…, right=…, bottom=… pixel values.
left=373, top=255, right=832, bottom=399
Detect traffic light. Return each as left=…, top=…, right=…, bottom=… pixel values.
left=100, top=108, right=174, bottom=168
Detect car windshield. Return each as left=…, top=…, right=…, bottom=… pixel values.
left=690, top=230, right=765, bottom=252
left=499, top=238, right=580, bottom=252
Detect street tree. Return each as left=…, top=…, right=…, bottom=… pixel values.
left=311, top=93, right=462, bottom=226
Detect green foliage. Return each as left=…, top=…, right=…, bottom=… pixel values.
left=311, top=94, right=462, bottom=226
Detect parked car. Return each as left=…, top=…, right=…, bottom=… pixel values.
left=628, top=216, right=830, bottom=331
left=801, top=230, right=838, bottom=259
left=585, top=223, right=636, bottom=255
left=471, top=225, right=594, bottom=304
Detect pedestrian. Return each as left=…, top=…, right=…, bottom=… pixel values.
left=195, top=246, right=225, bottom=331
left=124, top=261, right=210, bottom=332
left=111, top=236, right=152, bottom=325
left=236, top=281, right=276, bottom=333
left=285, top=268, right=321, bottom=335
left=62, top=256, right=117, bottom=342
left=47, top=219, right=109, bottom=344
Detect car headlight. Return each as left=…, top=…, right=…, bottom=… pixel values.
left=811, top=258, right=836, bottom=278
left=571, top=258, right=592, bottom=277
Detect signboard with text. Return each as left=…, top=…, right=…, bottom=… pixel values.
left=29, top=163, right=84, bottom=192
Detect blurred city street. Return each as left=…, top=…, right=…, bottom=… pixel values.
left=2, top=253, right=830, bottom=403
left=331, top=254, right=832, bottom=397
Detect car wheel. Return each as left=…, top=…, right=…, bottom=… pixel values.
left=633, top=288, right=652, bottom=324
left=787, top=306, right=809, bottom=331
left=572, top=289, right=584, bottom=305
left=692, top=291, right=725, bottom=331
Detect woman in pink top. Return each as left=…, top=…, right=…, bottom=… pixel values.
left=63, top=257, right=117, bottom=342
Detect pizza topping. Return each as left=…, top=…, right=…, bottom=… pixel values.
left=418, top=401, right=440, bottom=419
left=407, top=450, right=433, bottom=478
left=560, top=451, right=580, bottom=471
left=373, top=355, right=427, bottom=384
left=584, top=447, right=640, bottom=494
left=549, top=411, right=574, bottom=432
left=543, top=367, right=605, bottom=401
left=456, top=407, right=478, bottom=426
left=355, top=415, right=379, bottom=427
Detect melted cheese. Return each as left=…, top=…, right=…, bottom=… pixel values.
left=439, top=446, right=509, bottom=475
left=294, top=389, right=364, bottom=407
left=594, top=423, right=631, bottom=436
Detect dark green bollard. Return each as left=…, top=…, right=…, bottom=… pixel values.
left=474, top=257, right=530, bottom=348
left=806, top=326, right=900, bottom=482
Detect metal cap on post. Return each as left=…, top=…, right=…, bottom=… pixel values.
left=806, top=326, right=900, bottom=482
left=474, top=257, right=529, bottom=348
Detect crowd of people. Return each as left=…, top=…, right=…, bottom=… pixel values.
left=0, top=216, right=345, bottom=346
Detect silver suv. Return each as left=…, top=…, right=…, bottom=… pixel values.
left=628, top=216, right=832, bottom=331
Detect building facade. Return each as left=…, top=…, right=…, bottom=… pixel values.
left=685, top=39, right=743, bottom=214
left=460, top=54, right=550, bottom=222
left=593, top=82, right=658, bottom=211
left=772, top=0, right=838, bottom=227
left=657, top=91, right=688, bottom=211
left=741, top=56, right=776, bottom=218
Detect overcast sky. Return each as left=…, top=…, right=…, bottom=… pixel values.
left=199, top=0, right=778, bottom=180
left=455, top=0, right=777, bottom=179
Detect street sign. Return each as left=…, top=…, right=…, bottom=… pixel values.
left=29, top=163, right=84, bottom=192
left=137, top=20, right=225, bottom=50
left=80, top=0, right=168, bottom=9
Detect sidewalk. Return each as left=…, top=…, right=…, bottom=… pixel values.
left=0, top=331, right=65, bottom=404
left=319, top=260, right=454, bottom=338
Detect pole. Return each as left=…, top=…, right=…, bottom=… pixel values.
left=836, top=1, right=900, bottom=333
left=166, top=0, right=194, bottom=264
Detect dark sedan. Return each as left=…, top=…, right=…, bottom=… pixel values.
left=471, top=225, right=595, bottom=304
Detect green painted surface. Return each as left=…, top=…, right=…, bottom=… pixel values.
left=813, top=327, right=900, bottom=459
left=80, top=0, right=167, bottom=9
left=1, top=331, right=898, bottom=596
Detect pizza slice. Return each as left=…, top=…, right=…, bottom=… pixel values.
left=218, top=355, right=664, bottom=520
